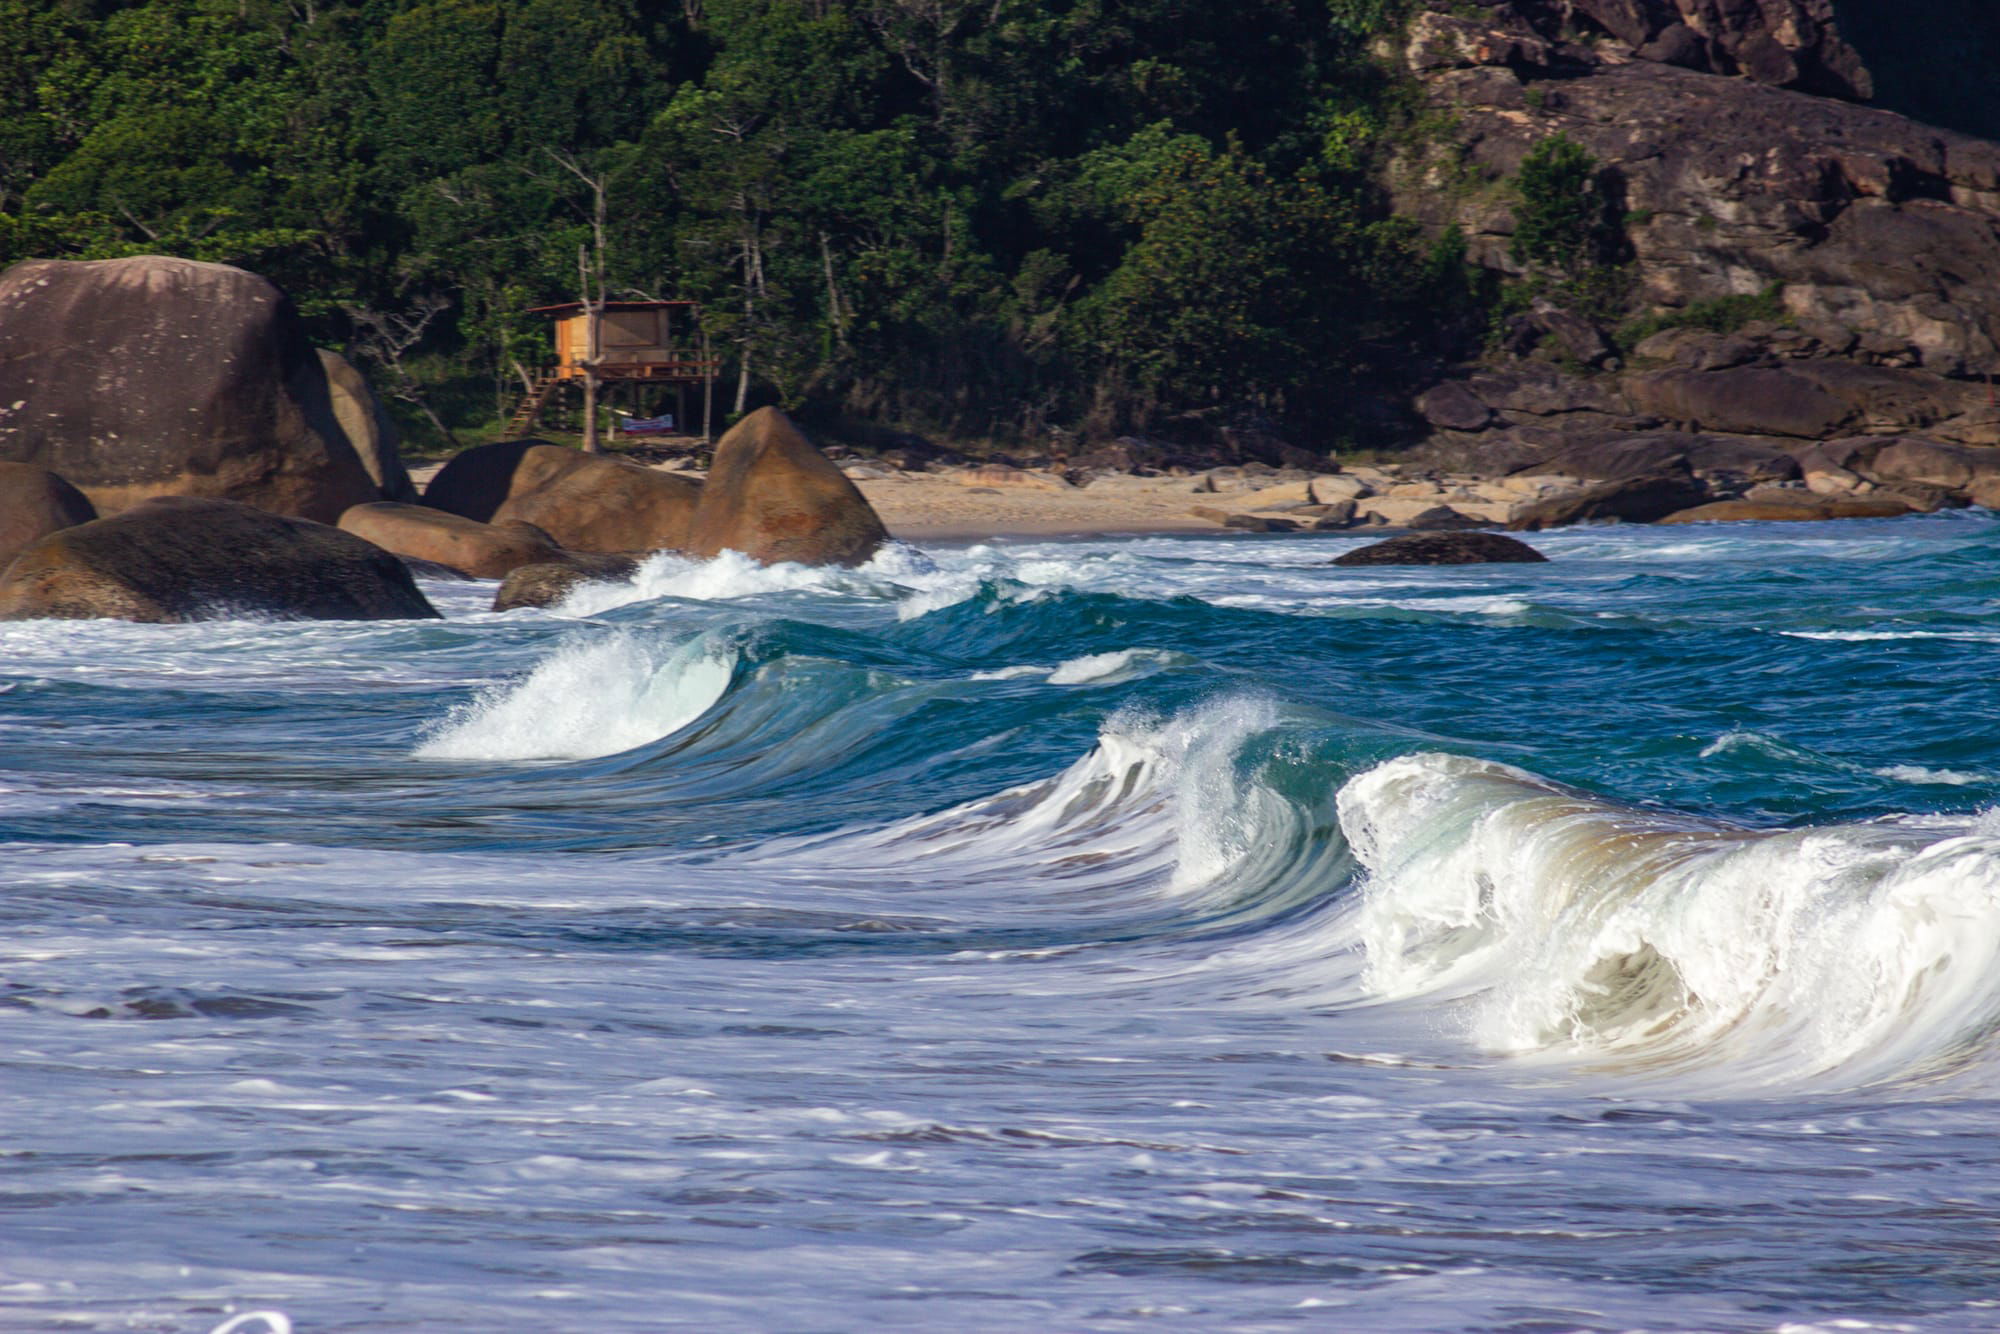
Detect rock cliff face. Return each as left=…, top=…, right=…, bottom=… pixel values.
left=1390, top=0, right=2000, bottom=489
left=1398, top=6, right=2000, bottom=374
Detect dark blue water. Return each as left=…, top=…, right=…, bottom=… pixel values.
left=2, top=515, right=1998, bottom=1332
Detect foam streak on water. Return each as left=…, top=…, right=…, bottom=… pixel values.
left=4, top=511, right=2000, bottom=1331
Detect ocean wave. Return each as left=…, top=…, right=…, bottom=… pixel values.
left=414, top=630, right=736, bottom=761
left=1339, top=752, right=2000, bottom=1090
left=734, top=695, right=1336, bottom=920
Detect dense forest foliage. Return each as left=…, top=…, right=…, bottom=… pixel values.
left=0, top=0, right=1482, bottom=447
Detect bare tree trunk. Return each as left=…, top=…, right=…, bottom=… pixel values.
left=550, top=150, right=612, bottom=455
left=734, top=228, right=755, bottom=417
left=820, top=230, right=849, bottom=351
left=703, top=327, right=716, bottom=443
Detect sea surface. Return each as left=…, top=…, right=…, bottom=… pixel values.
left=4, top=512, right=2000, bottom=1332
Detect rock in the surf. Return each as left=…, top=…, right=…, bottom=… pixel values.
left=0, top=496, right=439, bottom=622
left=492, top=454, right=701, bottom=554
left=492, top=552, right=644, bottom=611
left=0, top=255, right=383, bottom=521
left=337, top=502, right=561, bottom=579
left=0, top=462, right=97, bottom=569
left=1332, top=531, right=1549, bottom=566
left=684, top=407, right=886, bottom=567
left=421, top=439, right=583, bottom=522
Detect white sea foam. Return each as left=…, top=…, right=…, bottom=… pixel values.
left=967, top=664, right=1050, bottom=681
left=547, top=544, right=968, bottom=617
left=414, top=630, right=733, bottom=761
left=1782, top=629, right=2000, bottom=643
left=1874, top=765, right=1991, bottom=787
left=1046, top=648, right=1183, bottom=685
left=1339, top=752, right=2000, bottom=1090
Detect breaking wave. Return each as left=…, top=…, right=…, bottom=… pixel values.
left=415, top=630, right=737, bottom=761
left=1340, top=752, right=2000, bottom=1091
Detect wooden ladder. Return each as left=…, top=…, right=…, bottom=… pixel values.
left=506, top=370, right=560, bottom=435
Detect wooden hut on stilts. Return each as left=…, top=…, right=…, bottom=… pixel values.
left=508, top=300, right=721, bottom=444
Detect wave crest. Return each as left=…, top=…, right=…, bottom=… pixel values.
left=415, top=631, right=735, bottom=761
left=1340, top=752, right=2000, bottom=1090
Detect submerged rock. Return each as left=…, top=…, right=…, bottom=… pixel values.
left=338, top=501, right=561, bottom=579
left=0, top=462, right=96, bottom=569
left=0, top=496, right=439, bottom=622
left=684, top=407, right=887, bottom=567
left=492, top=552, right=643, bottom=611
left=1332, top=531, right=1550, bottom=566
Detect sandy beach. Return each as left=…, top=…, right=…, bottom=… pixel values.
left=852, top=470, right=1223, bottom=541
left=407, top=459, right=1306, bottom=544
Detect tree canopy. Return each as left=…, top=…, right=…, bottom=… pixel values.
left=0, top=0, right=1467, bottom=447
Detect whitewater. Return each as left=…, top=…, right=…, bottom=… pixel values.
left=5, top=512, right=2000, bottom=1332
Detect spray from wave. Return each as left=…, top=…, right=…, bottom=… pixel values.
left=414, top=630, right=735, bottom=761
left=1339, top=751, right=2000, bottom=1090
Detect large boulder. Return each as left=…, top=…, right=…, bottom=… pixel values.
left=337, top=502, right=561, bottom=579
left=1864, top=438, right=2000, bottom=492
left=0, top=496, right=439, bottom=622
left=684, top=408, right=887, bottom=566
left=492, top=553, right=644, bottom=611
left=1332, top=531, right=1550, bottom=566
left=1623, top=368, right=1851, bottom=439
left=1658, top=491, right=1915, bottom=522
left=1508, top=473, right=1711, bottom=530
left=0, top=463, right=97, bottom=569
left=318, top=350, right=415, bottom=503
left=492, top=454, right=701, bottom=553
left=422, top=440, right=582, bottom=522
left=0, top=256, right=382, bottom=521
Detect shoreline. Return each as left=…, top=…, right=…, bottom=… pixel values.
left=410, top=450, right=1978, bottom=550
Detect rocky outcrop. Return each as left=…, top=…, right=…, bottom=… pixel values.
left=0, top=496, right=438, bottom=622
left=1577, top=0, right=1867, bottom=99
left=492, top=454, right=701, bottom=553
left=0, top=463, right=97, bottom=569
left=493, top=553, right=645, bottom=611
left=1394, top=52, right=2000, bottom=378
left=0, top=256, right=384, bottom=522
left=1331, top=531, right=1550, bottom=565
left=684, top=408, right=887, bottom=567
left=319, top=350, right=415, bottom=503
left=337, top=502, right=562, bottom=579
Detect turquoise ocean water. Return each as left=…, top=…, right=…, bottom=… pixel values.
left=4, top=513, right=2000, bottom=1331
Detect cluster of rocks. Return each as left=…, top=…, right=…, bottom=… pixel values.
left=0, top=255, right=884, bottom=623
left=361, top=406, right=885, bottom=611
left=0, top=405, right=883, bottom=622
